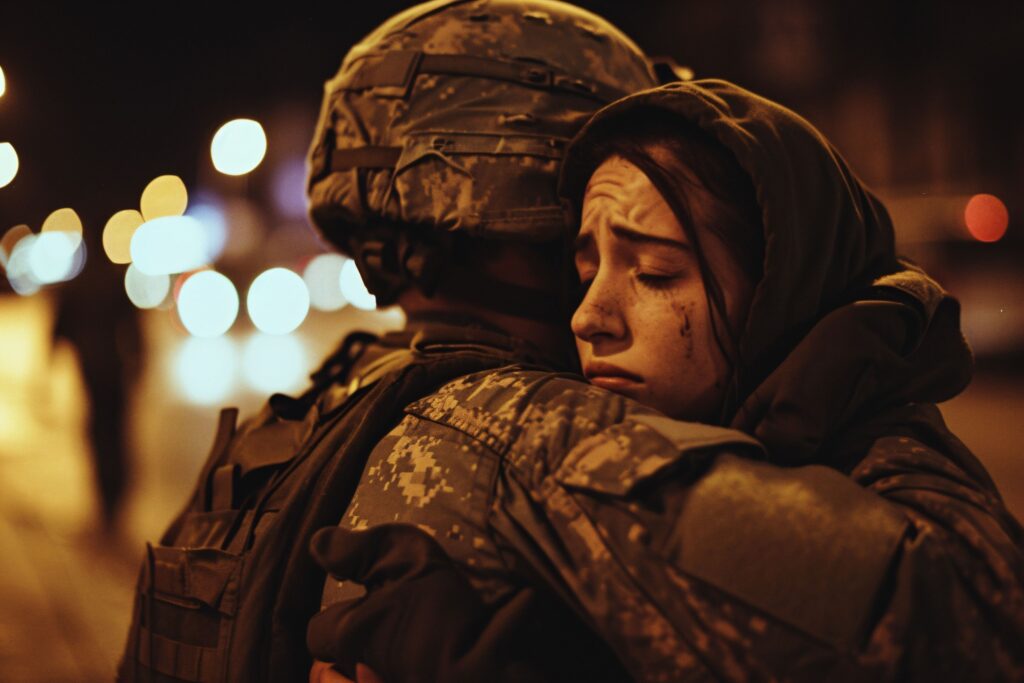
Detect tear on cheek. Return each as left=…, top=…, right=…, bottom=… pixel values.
left=674, top=301, right=696, bottom=359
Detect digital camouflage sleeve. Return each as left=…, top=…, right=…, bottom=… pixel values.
left=321, top=366, right=1024, bottom=682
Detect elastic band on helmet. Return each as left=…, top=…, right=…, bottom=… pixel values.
left=340, top=50, right=629, bottom=104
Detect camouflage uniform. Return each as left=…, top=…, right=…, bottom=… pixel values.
left=321, top=299, right=1024, bottom=682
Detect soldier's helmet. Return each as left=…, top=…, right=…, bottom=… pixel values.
left=306, top=0, right=658, bottom=304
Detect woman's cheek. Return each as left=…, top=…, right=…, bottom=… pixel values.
left=633, top=297, right=695, bottom=375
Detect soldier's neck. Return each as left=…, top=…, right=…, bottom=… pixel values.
left=398, top=289, right=569, bottom=359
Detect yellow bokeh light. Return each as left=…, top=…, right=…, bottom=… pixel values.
left=130, top=215, right=211, bottom=275
left=246, top=267, right=310, bottom=335
left=303, top=253, right=349, bottom=311
left=0, top=65, right=6, bottom=98
left=339, top=259, right=377, bottom=311
left=177, top=270, right=239, bottom=337
left=103, top=209, right=144, bottom=264
left=174, top=336, right=237, bottom=405
left=211, top=119, right=267, bottom=176
left=41, top=207, right=84, bottom=247
left=242, top=333, right=307, bottom=394
left=0, top=143, right=19, bottom=189
left=125, top=263, right=170, bottom=309
left=140, top=175, right=188, bottom=221
left=1, top=224, right=31, bottom=270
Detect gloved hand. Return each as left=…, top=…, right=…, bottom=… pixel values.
left=307, top=524, right=630, bottom=683
left=308, top=523, right=540, bottom=683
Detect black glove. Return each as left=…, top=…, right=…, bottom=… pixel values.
left=307, top=524, right=630, bottom=683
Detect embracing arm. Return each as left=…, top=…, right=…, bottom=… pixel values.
left=490, top=395, right=1024, bottom=682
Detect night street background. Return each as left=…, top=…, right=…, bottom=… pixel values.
left=1, top=2, right=1022, bottom=680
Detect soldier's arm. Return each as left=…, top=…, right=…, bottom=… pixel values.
left=492, top=385, right=1024, bottom=681
left=843, top=407, right=1024, bottom=680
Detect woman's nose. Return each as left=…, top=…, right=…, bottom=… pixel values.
left=571, top=274, right=627, bottom=344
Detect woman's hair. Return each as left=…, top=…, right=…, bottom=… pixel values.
left=570, top=107, right=764, bottom=417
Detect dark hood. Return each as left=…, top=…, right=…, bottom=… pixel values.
left=560, top=79, right=973, bottom=462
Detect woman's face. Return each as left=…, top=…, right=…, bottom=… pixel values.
left=572, top=154, right=753, bottom=421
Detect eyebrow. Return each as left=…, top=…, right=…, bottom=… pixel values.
left=574, top=224, right=691, bottom=253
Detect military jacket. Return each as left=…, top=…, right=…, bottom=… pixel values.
left=323, top=360, right=1024, bottom=681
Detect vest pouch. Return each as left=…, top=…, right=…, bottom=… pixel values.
left=129, top=545, right=241, bottom=683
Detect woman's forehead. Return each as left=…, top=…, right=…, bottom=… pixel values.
left=581, top=155, right=685, bottom=243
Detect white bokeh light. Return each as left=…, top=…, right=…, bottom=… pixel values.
left=303, top=253, right=349, bottom=311
left=130, top=215, right=210, bottom=275
left=241, top=333, right=308, bottom=394
left=1, top=224, right=31, bottom=270
left=5, top=236, right=40, bottom=295
left=211, top=119, right=267, bottom=176
left=0, top=65, right=6, bottom=98
left=27, top=232, right=82, bottom=284
left=174, top=336, right=237, bottom=405
left=246, top=267, right=310, bottom=335
left=0, top=142, right=19, bottom=188
left=177, top=270, right=239, bottom=337
left=125, top=264, right=171, bottom=309
left=339, top=259, right=376, bottom=311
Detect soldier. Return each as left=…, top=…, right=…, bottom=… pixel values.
left=119, top=2, right=659, bottom=681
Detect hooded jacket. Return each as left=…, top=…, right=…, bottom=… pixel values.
left=308, top=81, right=1024, bottom=682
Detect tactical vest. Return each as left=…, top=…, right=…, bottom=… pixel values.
left=118, top=328, right=532, bottom=683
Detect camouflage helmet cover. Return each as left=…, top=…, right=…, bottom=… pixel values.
left=306, top=0, right=657, bottom=299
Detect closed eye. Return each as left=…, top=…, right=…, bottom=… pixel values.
left=636, top=272, right=682, bottom=288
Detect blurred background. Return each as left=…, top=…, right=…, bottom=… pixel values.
left=0, top=1, right=1021, bottom=680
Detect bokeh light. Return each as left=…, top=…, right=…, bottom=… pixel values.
left=0, top=65, right=6, bottom=98
left=242, top=333, right=308, bottom=394
left=5, top=236, right=40, bottom=295
left=177, top=270, right=239, bottom=337
left=339, top=259, right=377, bottom=311
left=130, top=215, right=210, bottom=275
left=211, top=119, right=267, bottom=176
left=0, top=142, right=19, bottom=188
left=103, top=209, right=144, bottom=264
left=174, top=336, right=237, bottom=405
left=125, top=263, right=171, bottom=309
left=303, top=253, right=349, bottom=311
left=1, top=224, right=31, bottom=269
left=246, top=267, right=310, bottom=335
left=185, top=197, right=229, bottom=263
left=965, top=194, right=1009, bottom=243
left=41, top=207, right=84, bottom=246
left=141, top=175, right=188, bottom=221
left=27, top=232, right=81, bottom=284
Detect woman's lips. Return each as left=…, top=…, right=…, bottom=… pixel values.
left=584, top=362, right=643, bottom=392
left=589, top=375, right=642, bottom=392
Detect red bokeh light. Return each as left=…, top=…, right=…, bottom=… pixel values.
left=964, top=194, right=1009, bottom=243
